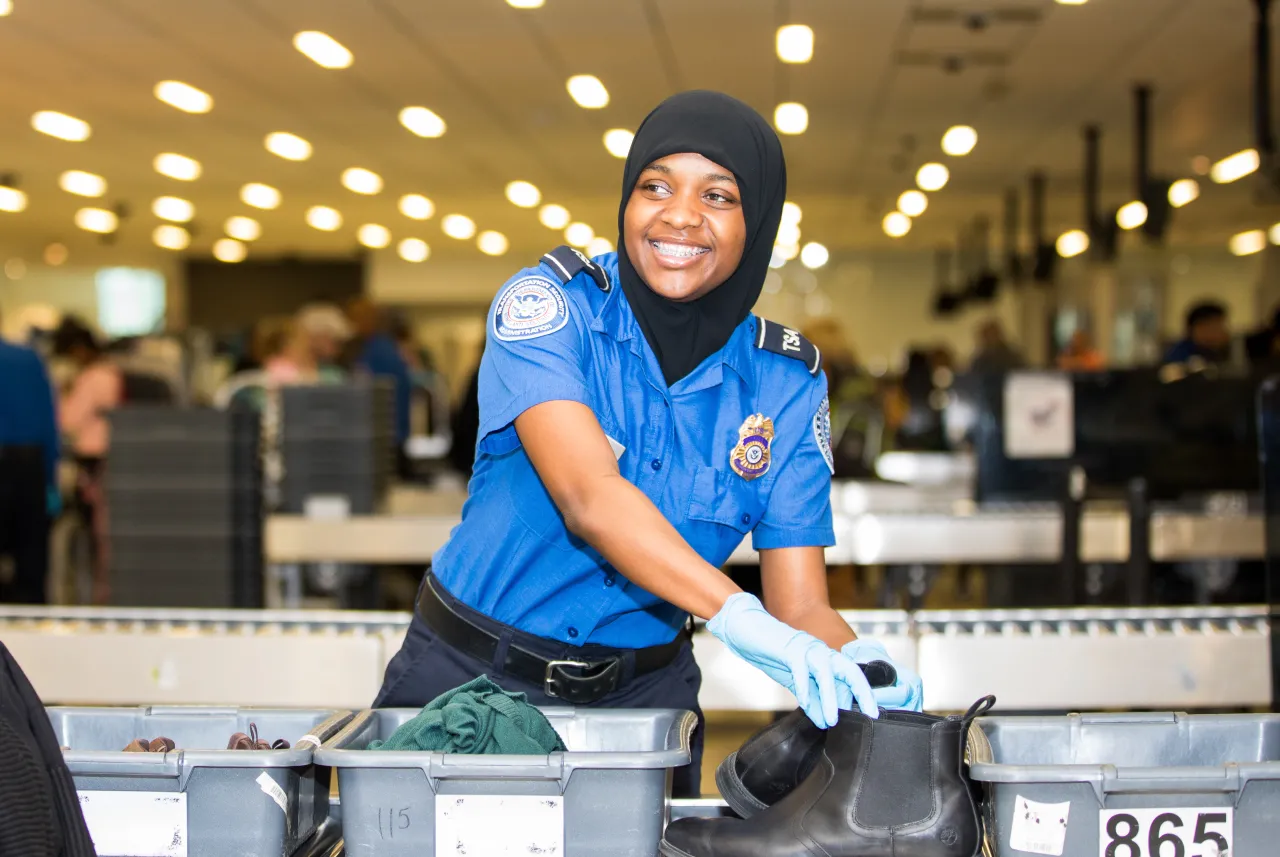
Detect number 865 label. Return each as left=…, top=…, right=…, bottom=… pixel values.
left=1100, top=808, right=1232, bottom=857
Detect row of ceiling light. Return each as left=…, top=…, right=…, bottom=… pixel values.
left=878, top=126, right=977, bottom=240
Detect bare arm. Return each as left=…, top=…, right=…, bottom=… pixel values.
left=514, top=400, right=741, bottom=620
left=760, top=546, right=856, bottom=650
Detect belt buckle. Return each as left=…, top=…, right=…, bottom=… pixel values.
left=544, top=660, right=591, bottom=699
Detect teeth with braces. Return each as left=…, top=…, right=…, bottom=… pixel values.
left=652, top=241, right=708, bottom=258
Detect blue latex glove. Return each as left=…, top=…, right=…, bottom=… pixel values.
left=842, top=639, right=924, bottom=712
left=708, top=593, right=879, bottom=728
left=46, top=486, right=62, bottom=518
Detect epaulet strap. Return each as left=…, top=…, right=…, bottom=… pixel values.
left=541, top=245, right=611, bottom=292
left=754, top=316, right=821, bottom=375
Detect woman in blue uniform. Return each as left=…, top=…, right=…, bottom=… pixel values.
left=376, top=91, right=921, bottom=796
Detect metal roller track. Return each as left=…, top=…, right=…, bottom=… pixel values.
left=0, top=605, right=1266, bottom=713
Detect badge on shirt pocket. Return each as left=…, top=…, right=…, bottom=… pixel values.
left=730, top=413, right=774, bottom=480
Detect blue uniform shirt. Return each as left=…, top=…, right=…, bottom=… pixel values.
left=0, top=340, right=60, bottom=490
left=433, top=253, right=835, bottom=648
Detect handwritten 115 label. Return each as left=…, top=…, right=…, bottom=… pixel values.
left=435, top=794, right=564, bottom=856
left=1099, top=807, right=1232, bottom=857
left=78, top=791, right=188, bottom=857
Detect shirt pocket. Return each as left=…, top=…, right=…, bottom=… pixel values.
left=686, top=464, right=767, bottom=535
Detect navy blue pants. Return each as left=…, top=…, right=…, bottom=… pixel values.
left=375, top=577, right=706, bottom=797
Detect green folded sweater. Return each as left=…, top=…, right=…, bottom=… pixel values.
left=370, top=675, right=568, bottom=754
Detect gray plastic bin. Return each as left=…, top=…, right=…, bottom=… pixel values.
left=316, top=707, right=697, bottom=857
left=50, top=705, right=352, bottom=857
left=969, top=712, right=1280, bottom=857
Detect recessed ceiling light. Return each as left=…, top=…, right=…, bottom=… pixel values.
left=604, top=129, right=633, bottom=158
left=1116, top=201, right=1148, bottom=231
left=357, top=224, right=392, bottom=249
left=398, top=238, right=429, bottom=262
left=898, top=190, right=928, bottom=217
left=882, top=211, right=912, bottom=238
left=774, top=102, right=809, bottom=135
left=59, top=170, right=106, bottom=198
left=1056, top=229, right=1089, bottom=258
left=306, top=205, right=342, bottom=231
left=293, top=31, right=352, bottom=69
left=539, top=204, right=570, bottom=230
left=1270, top=223, right=1280, bottom=245
left=399, top=106, right=446, bottom=138
left=154, top=153, right=202, bottom=181
left=154, top=80, right=213, bottom=114
left=566, top=75, right=609, bottom=109
left=399, top=194, right=435, bottom=220
left=265, top=131, right=312, bottom=161
left=153, top=224, right=190, bottom=251
left=800, top=242, right=829, bottom=269
left=777, top=221, right=801, bottom=246
left=0, top=187, right=27, bottom=213
left=0, top=1, right=12, bottom=17
left=769, top=248, right=788, bottom=269
left=565, top=222, right=594, bottom=247
left=774, top=243, right=799, bottom=261
left=213, top=238, right=247, bottom=263
left=586, top=237, right=614, bottom=257
left=1229, top=229, right=1266, bottom=256
left=916, top=163, right=950, bottom=192
left=941, top=125, right=978, bottom=156
left=1168, top=178, right=1200, bottom=208
left=442, top=214, right=476, bottom=240
left=225, top=216, right=261, bottom=242
left=505, top=181, right=541, bottom=208
left=1055, top=0, right=1088, bottom=5
left=32, top=111, right=90, bottom=142
left=506, top=0, right=544, bottom=7
left=342, top=167, right=383, bottom=195
left=478, top=230, right=509, bottom=256
left=241, top=183, right=281, bottom=210
left=781, top=201, right=802, bottom=226
left=1210, top=148, right=1260, bottom=184
left=152, top=196, right=194, bottom=223
left=74, top=207, right=117, bottom=234
left=776, top=25, right=814, bottom=63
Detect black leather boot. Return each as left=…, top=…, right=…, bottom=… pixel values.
left=713, top=659, right=899, bottom=819
left=663, top=696, right=996, bottom=857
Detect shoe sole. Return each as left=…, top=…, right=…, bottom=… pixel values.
left=713, top=750, right=769, bottom=819
left=658, top=840, right=698, bottom=857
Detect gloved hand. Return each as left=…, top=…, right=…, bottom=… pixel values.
left=841, top=639, right=924, bottom=712
left=708, top=593, right=880, bottom=728
left=46, top=486, right=62, bottom=518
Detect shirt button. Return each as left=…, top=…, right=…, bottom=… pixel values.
left=740, top=513, right=751, bottom=525
left=650, top=459, right=663, bottom=471
left=567, top=627, right=579, bottom=639
left=604, top=576, right=615, bottom=587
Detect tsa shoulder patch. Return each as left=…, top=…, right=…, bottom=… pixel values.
left=813, top=395, right=835, bottom=474
left=493, top=276, right=570, bottom=342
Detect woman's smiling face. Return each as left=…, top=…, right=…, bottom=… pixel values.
left=622, top=152, right=747, bottom=303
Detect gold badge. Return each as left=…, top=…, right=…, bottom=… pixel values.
left=730, top=414, right=774, bottom=480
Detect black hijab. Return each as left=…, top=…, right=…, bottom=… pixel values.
left=616, top=91, right=787, bottom=386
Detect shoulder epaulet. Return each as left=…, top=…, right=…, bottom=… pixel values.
left=540, top=245, right=611, bottom=292
left=754, top=316, right=821, bottom=375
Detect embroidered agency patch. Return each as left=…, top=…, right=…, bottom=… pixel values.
left=493, top=277, right=570, bottom=341
left=813, top=395, right=835, bottom=474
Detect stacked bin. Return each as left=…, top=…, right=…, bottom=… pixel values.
left=279, top=382, right=395, bottom=515
left=106, top=407, right=263, bottom=608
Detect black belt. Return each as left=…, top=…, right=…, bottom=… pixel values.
left=417, top=577, right=689, bottom=705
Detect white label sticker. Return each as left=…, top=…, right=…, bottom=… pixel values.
left=78, top=791, right=188, bottom=857
left=1009, top=795, right=1070, bottom=856
left=1098, top=807, right=1232, bottom=857
left=1003, top=372, right=1074, bottom=459
left=435, top=795, right=564, bottom=856
left=256, top=771, right=289, bottom=815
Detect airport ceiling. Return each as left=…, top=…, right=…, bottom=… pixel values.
left=0, top=0, right=1270, bottom=267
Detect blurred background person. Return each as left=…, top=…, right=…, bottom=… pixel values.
left=345, top=297, right=412, bottom=472
left=1057, top=329, right=1105, bottom=371
left=1164, top=301, right=1232, bottom=366
left=891, top=348, right=948, bottom=452
left=0, top=319, right=60, bottom=603
left=970, top=319, right=1025, bottom=374
left=53, top=317, right=123, bottom=604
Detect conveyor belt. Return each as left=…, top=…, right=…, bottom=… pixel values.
left=2, top=605, right=1265, bottom=712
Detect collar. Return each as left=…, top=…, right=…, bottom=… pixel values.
left=587, top=253, right=755, bottom=392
